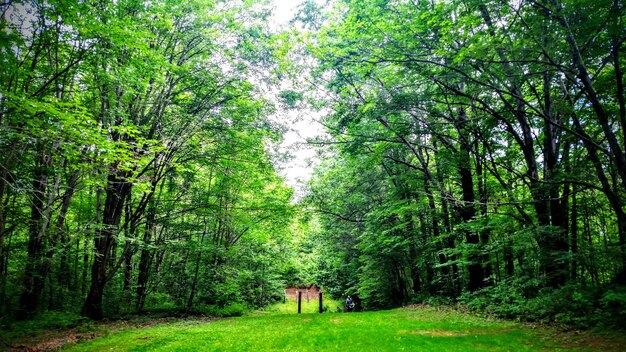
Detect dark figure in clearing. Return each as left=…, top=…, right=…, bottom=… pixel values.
left=345, top=296, right=355, bottom=312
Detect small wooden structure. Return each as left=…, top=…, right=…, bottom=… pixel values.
left=284, top=284, right=321, bottom=302
left=284, top=284, right=324, bottom=313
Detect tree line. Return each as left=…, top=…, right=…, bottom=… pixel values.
left=0, top=0, right=295, bottom=321
left=301, top=0, right=626, bottom=325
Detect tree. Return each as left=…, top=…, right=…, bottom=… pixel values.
left=301, top=0, right=625, bottom=316
left=0, top=0, right=296, bottom=321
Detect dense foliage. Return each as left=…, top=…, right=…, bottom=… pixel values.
left=2, top=0, right=625, bottom=331
left=300, top=0, right=626, bottom=327
left=0, top=0, right=296, bottom=321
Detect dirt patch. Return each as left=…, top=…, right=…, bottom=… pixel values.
left=330, top=318, right=343, bottom=324
left=402, top=329, right=467, bottom=337
left=535, top=329, right=626, bottom=352
left=402, top=304, right=432, bottom=310
left=1, top=316, right=219, bottom=352
left=6, top=332, right=99, bottom=352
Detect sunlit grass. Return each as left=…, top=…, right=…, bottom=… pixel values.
left=260, top=297, right=344, bottom=314
left=62, top=306, right=589, bottom=351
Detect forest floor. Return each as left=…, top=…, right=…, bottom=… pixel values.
left=1, top=303, right=625, bottom=351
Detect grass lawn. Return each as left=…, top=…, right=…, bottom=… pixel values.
left=59, top=305, right=625, bottom=351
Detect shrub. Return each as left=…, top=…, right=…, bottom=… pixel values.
left=9, top=311, right=86, bottom=332
left=459, top=282, right=604, bottom=328
left=600, top=287, right=626, bottom=328
left=143, top=293, right=178, bottom=312
left=221, top=303, right=246, bottom=317
left=193, top=303, right=246, bottom=317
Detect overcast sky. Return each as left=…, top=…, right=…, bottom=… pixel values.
left=271, top=0, right=302, bottom=23
left=268, top=0, right=327, bottom=200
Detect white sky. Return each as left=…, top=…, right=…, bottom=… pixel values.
left=268, top=0, right=327, bottom=200
left=271, top=0, right=302, bottom=23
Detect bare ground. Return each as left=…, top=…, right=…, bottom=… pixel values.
left=1, top=317, right=218, bottom=352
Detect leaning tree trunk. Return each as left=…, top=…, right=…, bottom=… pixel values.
left=551, top=5, right=626, bottom=276
left=83, top=169, right=131, bottom=320
left=135, top=199, right=156, bottom=312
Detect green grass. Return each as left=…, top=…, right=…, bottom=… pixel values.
left=60, top=306, right=610, bottom=351
left=259, top=297, right=344, bottom=314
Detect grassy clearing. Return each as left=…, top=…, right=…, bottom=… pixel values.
left=59, top=306, right=625, bottom=351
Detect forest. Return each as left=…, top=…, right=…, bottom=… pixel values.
left=1, top=0, right=625, bottom=333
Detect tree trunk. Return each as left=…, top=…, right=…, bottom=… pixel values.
left=570, top=186, right=578, bottom=280
left=81, top=237, right=89, bottom=297
left=504, top=244, right=515, bottom=277
left=562, top=80, right=626, bottom=276
left=47, top=168, right=78, bottom=308
left=186, top=251, right=202, bottom=314
left=135, top=200, right=156, bottom=312
left=456, top=108, right=484, bottom=292
left=186, top=219, right=209, bottom=314
left=417, top=210, right=435, bottom=293
left=18, top=145, right=53, bottom=319
left=434, top=147, right=459, bottom=293
left=479, top=3, right=568, bottom=288
left=121, top=196, right=133, bottom=310
left=83, top=170, right=131, bottom=320
left=0, top=170, right=7, bottom=286
left=476, top=140, right=492, bottom=284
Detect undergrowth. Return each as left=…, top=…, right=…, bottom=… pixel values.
left=458, top=282, right=626, bottom=329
